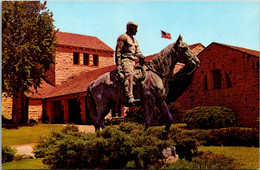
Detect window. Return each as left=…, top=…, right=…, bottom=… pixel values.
left=212, top=69, right=222, bottom=89
left=93, top=55, right=99, bottom=67
left=73, top=52, right=79, bottom=65
left=203, top=75, right=208, bottom=91
left=224, top=72, right=232, bottom=88
left=83, top=53, right=89, bottom=66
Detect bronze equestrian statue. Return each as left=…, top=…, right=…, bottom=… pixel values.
left=87, top=23, right=200, bottom=134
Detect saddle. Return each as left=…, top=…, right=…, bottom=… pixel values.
left=105, top=63, right=146, bottom=87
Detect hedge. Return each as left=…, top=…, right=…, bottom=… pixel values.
left=184, top=106, right=237, bottom=129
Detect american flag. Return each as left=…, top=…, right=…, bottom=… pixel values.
left=161, top=30, right=172, bottom=39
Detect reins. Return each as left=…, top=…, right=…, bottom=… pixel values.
left=144, top=61, right=174, bottom=79
left=143, top=61, right=197, bottom=80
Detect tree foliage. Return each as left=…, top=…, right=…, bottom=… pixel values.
left=2, top=1, right=57, bottom=96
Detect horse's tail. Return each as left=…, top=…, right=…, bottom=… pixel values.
left=86, top=85, right=99, bottom=130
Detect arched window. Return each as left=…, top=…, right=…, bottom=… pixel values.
left=224, top=72, right=232, bottom=88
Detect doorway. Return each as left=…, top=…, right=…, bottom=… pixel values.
left=68, top=98, right=81, bottom=124
left=53, top=100, right=64, bottom=124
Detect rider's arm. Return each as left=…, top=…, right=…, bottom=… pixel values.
left=115, top=36, right=124, bottom=70
left=135, top=40, right=144, bottom=60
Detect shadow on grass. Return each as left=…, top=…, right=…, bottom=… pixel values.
left=2, top=116, right=38, bottom=129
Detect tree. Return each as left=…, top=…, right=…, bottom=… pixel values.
left=2, top=1, right=58, bottom=124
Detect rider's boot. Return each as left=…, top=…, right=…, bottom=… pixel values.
left=124, top=86, right=140, bottom=104
left=128, top=94, right=140, bottom=104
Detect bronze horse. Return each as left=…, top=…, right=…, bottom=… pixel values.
left=87, top=35, right=200, bottom=132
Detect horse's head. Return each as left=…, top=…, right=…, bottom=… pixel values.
left=173, top=35, right=200, bottom=68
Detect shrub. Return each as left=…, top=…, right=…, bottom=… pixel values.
left=34, top=123, right=200, bottom=169
left=61, top=123, right=79, bottom=133
left=167, top=102, right=185, bottom=122
left=126, top=106, right=145, bottom=123
left=206, top=127, right=259, bottom=147
left=184, top=106, right=237, bottom=129
left=2, top=144, right=16, bottom=163
left=167, top=127, right=206, bottom=161
left=162, top=151, right=237, bottom=169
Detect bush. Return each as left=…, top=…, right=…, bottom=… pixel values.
left=126, top=102, right=184, bottom=124
left=61, top=123, right=79, bottom=133
left=34, top=123, right=200, bottom=169
left=2, top=144, right=16, bottom=163
left=167, top=127, right=208, bottom=161
left=184, top=106, right=237, bottom=129
left=126, top=106, right=145, bottom=123
left=162, top=151, right=237, bottom=169
left=206, top=127, right=259, bottom=147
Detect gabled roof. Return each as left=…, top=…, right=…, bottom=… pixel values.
left=189, top=43, right=205, bottom=50
left=45, top=65, right=116, bottom=98
left=205, top=42, right=259, bottom=57
left=25, top=79, right=55, bottom=99
left=56, top=31, right=114, bottom=52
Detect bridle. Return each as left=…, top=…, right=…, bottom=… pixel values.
left=143, top=46, right=198, bottom=79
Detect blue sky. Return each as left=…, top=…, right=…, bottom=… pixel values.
left=46, top=1, right=259, bottom=56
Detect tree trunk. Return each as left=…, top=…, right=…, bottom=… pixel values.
left=12, top=91, right=28, bottom=125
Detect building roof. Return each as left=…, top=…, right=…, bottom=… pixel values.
left=189, top=43, right=205, bottom=50
left=25, top=79, right=55, bottom=99
left=46, top=65, right=116, bottom=98
left=56, top=31, right=114, bottom=52
left=209, top=42, right=259, bottom=57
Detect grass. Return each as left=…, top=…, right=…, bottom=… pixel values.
left=2, top=123, right=64, bottom=146
left=2, top=158, right=49, bottom=169
left=199, top=146, right=259, bottom=169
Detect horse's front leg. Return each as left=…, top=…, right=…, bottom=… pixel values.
left=156, top=101, right=173, bottom=139
left=97, top=103, right=112, bottom=129
left=144, top=99, right=155, bottom=131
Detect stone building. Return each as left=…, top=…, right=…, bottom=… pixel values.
left=2, top=31, right=115, bottom=122
left=176, top=42, right=259, bottom=127
left=2, top=33, right=259, bottom=128
left=46, top=31, right=114, bottom=86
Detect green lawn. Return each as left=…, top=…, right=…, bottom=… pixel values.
left=2, top=123, right=64, bottom=146
left=199, top=146, right=259, bottom=169
left=2, top=158, right=49, bottom=169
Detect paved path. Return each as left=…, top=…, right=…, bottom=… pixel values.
left=13, top=125, right=95, bottom=157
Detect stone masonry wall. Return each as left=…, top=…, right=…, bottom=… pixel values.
left=2, top=94, right=13, bottom=120
left=176, top=44, right=259, bottom=127
left=55, top=46, right=114, bottom=85
left=28, top=99, right=43, bottom=122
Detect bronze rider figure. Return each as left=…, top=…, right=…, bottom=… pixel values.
left=115, top=21, right=145, bottom=104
